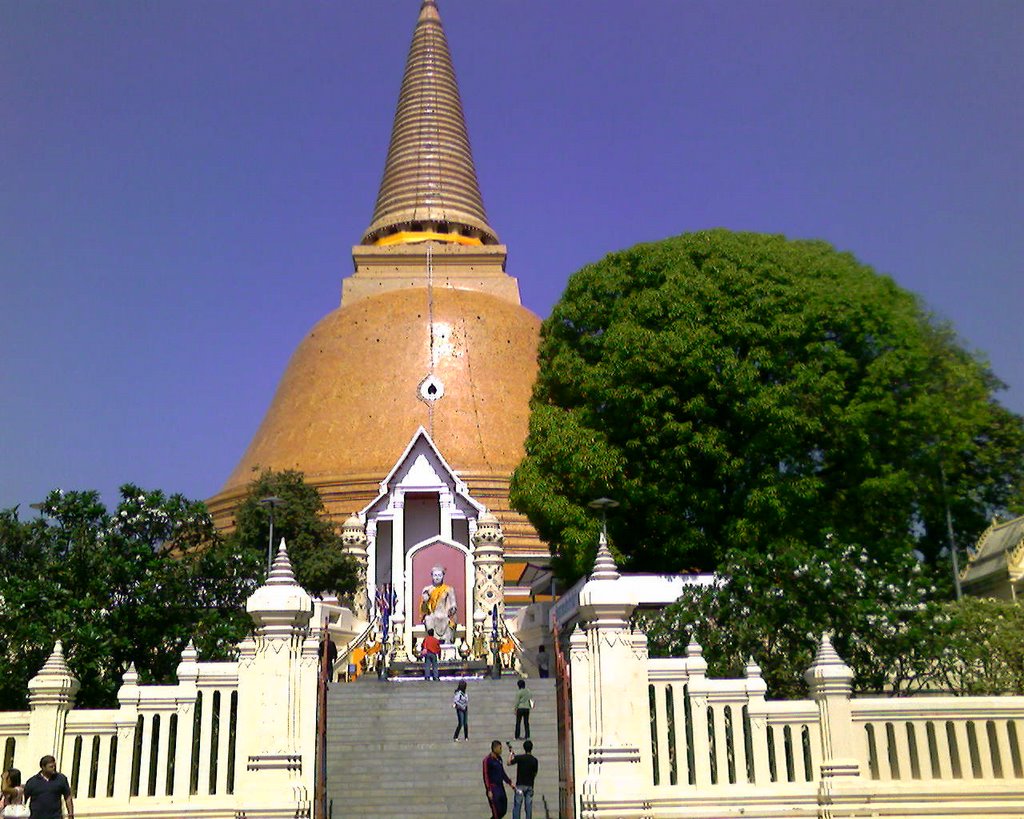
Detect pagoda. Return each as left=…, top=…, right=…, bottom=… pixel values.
left=207, top=1, right=546, bottom=648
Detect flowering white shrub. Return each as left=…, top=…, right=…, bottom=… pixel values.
left=641, top=541, right=959, bottom=698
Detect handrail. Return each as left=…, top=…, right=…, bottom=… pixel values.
left=495, top=614, right=525, bottom=673
left=334, top=615, right=382, bottom=680
left=314, top=617, right=330, bottom=819
left=552, top=619, right=575, bottom=819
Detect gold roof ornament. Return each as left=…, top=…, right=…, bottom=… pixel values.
left=362, top=0, right=498, bottom=247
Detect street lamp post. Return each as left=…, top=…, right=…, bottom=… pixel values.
left=939, top=466, right=963, bottom=601
left=587, top=497, right=619, bottom=542
left=259, top=496, right=284, bottom=574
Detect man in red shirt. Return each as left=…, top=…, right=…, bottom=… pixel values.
left=421, top=628, right=441, bottom=680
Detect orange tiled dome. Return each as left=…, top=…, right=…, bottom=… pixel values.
left=208, top=286, right=542, bottom=554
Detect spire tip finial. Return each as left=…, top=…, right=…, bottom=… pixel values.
left=265, top=538, right=299, bottom=585
left=590, top=530, right=620, bottom=581
left=419, top=0, right=439, bottom=22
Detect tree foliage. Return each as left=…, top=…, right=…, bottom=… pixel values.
left=0, top=470, right=356, bottom=709
left=0, top=486, right=261, bottom=709
left=226, top=469, right=358, bottom=598
left=923, top=597, right=1024, bottom=696
left=641, top=547, right=1024, bottom=698
left=640, top=541, right=941, bottom=698
left=511, top=230, right=1024, bottom=583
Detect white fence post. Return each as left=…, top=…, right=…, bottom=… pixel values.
left=575, top=534, right=651, bottom=816
left=804, top=633, right=861, bottom=815
left=234, top=540, right=317, bottom=816
left=172, top=641, right=199, bottom=799
left=683, top=641, right=713, bottom=787
left=568, top=623, right=591, bottom=814
left=745, top=657, right=772, bottom=785
left=113, top=663, right=140, bottom=800
left=25, top=641, right=80, bottom=771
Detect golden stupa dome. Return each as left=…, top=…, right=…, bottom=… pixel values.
left=221, top=285, right=539, bottom=490
left=208, top=285, right=543, bottom=554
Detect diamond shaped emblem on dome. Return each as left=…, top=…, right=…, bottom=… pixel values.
left=418, top=374, right=445, bottom=402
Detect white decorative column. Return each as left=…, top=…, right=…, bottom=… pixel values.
left=26, top=641, right=80, bottom=771
left=744, top=657, right=772, bottom=785
left=568, top=625, right=591, bottom=807
left=235, top=540, right=317, bottom=814
left=112, top=663, right=139, bottom=800
left=439, top=489, right=454, bottom=540
left=681, top=640, right=712, bottom=787
left=341, top=513, right=370, bottom=620
left=472, top=511, right=505, bottom=622
left=574, top=534, right=651, bottom=816
left=172, top=641, right=199, bottom=798
left=804, top=633, right=862, bottom=818
left=391, top=494, right=406, bottom=652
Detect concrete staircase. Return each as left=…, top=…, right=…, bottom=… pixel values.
left=326, top=676, right=559, bottom=818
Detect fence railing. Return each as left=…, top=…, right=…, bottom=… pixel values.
left=851, top=697, right=1024, bottom=782
left=56, top=654, right=240, bottom=804
left=0, top=542, right=319, bottom=819
left=569, top=540, right=1024, bottom=818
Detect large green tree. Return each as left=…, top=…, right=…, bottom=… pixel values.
left=226, top=469, right=358, bottom=598
left=511, top=230, right=1024, bottom=582
left=0, top=486, right=261, bottom=709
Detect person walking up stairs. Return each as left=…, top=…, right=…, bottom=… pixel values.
left=325, top=676, right=558, bottom=818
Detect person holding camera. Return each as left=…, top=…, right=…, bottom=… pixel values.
left=507, top=740, right=538, bottom=819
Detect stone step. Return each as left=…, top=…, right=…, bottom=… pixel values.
left=325, top=677, right=560, bottom=819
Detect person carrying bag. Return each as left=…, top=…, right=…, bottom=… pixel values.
left=0, top=767, right=28, bottom=818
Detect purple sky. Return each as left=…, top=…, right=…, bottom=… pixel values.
left=2, top=1, right=1022, bottom=515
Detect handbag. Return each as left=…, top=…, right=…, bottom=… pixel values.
left=3, top=801, right=30, bottom=818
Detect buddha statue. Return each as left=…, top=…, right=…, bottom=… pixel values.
left=421, top=565, right=457, bottom=644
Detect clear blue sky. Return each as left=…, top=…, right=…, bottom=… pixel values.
left=2, top=1, right=1021, bottom=514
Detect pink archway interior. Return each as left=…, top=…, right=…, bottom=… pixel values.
left=411, top=541, right=466, bottom=628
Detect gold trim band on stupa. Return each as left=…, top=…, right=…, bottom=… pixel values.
left=362, top=0, right=498, bottom=247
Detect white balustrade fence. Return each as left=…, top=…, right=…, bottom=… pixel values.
left=0, top=543, right=320, bottom=819
left=1, top=655, right=242, bottom=809
left=568, top=542, right=1024, bottom=818
left=851, top=698, right=1024, bottom=783
left=647, top=655, right=822, bottom=790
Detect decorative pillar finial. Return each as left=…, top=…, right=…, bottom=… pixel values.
left=266, top=539, right=298, bottom=586
left=590, top=531, right=620, bottom=581
left=804, top=632, right=855, bottom=697
left=39, top=641, right=71, bottom=676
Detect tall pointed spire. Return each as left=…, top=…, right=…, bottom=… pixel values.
left=362, top=0, right=498, bottom=246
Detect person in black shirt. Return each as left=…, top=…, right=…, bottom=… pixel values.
left=23, top=755, right=73, bottom=819
left=507, top=740, right=538, bottom=819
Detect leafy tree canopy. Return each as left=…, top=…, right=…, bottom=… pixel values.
left=0, top=486, right=261, bottom=709
left=226, top=469, right=358, bottom=598
left=641, top=545, right=1024, bottom=698
left=640, top=541, right=940, bottom=698
left=511, top=230, right=1024, bottom=583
